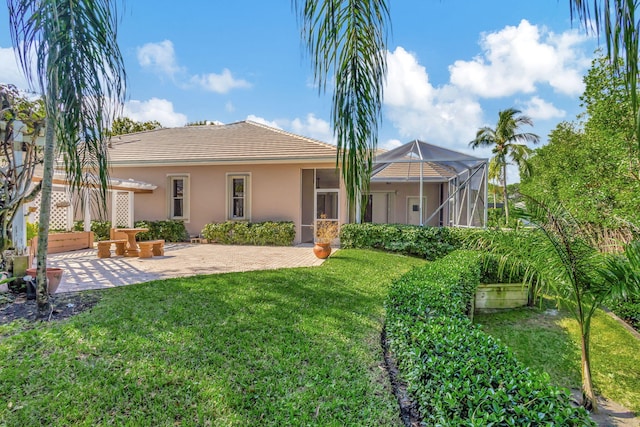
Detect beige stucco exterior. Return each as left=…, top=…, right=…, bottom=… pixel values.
left=368, top=182, right=446, bottom=226
left=110, top=162, right=349, bottom=244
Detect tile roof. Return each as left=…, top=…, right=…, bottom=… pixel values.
left=107, top=120, right=338, bottom=166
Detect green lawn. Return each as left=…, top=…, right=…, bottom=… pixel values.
left=0, top=249, right=424, bottom=426
left=475, top=302, right=640, bottom=414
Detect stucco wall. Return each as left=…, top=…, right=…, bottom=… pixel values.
left=110, top=162, right=346, bottom=243
left=369, top=182, right=444, bottom=226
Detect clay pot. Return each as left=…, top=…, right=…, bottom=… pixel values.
left=26, top=267, right=64, bottom=294
left=313, top=242, right=332, bottom=259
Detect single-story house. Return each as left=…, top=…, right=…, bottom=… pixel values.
left=105, top=121, right=488, bottom=243
left=33, top=121, right=487, bottom=244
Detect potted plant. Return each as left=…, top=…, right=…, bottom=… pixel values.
left=313, top=214, right=339, bottom=259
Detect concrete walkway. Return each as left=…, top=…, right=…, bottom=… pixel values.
left=49, top=243, right=327, bottom=293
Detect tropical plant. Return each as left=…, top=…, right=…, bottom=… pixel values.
left=469, top=108, right=539, bottom=225
left=8, top=0, right=126, bottom=317
left=476, top=198, right=627, bottom=412
left=294, top=0, right=390, bottom=217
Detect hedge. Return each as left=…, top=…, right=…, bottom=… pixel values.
left=74, top=219, right=189, bottom=242
left=134, top=220, right=189, bottom=242
left=385, top=250, right=595, bottom=426
left=339, top=223, right=456, bottom=260
left=201, top=221, right=295, bottom=246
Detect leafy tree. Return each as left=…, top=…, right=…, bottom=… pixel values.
left=520, top=55, right=640, bottom=234
left=109, top=117, right=161, bottom=136
left=0, top=84, right=44, bottom=258
left=469, top=108, right=539, bottom=224
left=9, top=0, right=126, bottom=317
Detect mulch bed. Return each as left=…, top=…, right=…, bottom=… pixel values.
left=0, top=290, right=102, bottom=324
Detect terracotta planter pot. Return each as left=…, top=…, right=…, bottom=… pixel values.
left=313, top=242, right=332, bottom=259
left=26, top=267, right=64, bottom=294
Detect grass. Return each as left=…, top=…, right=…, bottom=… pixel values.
left=0, top=249, right=424, bottom=426
left=475, top=301, right=640, bottom=414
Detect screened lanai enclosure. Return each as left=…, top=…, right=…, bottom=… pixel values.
left=368, top=139, right=488, bottom=228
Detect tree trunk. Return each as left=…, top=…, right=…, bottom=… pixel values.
left=35, top=114, right=56, bottom=319
left=580, top=328, right=598, bottom=413
left=502, top=166, right=509, bottom=225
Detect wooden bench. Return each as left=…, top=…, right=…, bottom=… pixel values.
left=138, top=240, right=165, bottom=258
left=97, top=239, right=127, bottom=258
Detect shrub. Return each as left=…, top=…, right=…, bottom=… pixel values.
left=73, top=220, right=112, bottom=241
left=385, top=250, right=595, bottom=426
left=134, top=220, right=189, bottom=242
left=609, top=297, right=640, bottom=331
left=340, top=223, right=456, bottom=260
left=201, top=221, right=295, bottom=246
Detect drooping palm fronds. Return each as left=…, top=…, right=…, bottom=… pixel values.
left=8, top=0, right=126, bottom=315
left=8, top=0, right=126, bottom=207
left=294, top=0, right=390, bottom=212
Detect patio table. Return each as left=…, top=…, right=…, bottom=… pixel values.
left=114, top=228, right=149, bottom=257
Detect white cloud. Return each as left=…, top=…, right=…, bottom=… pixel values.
left=191, top=69, right=251, bottom=94
left=383, top=47, right=483, bottom=151
left=449, top=20, right=590, bottom=97
left=137, top=40, right=184, bottom=78
left=520, top=96, right=565, bottom=120
left=123, top=98, right=187, bottom=127
left=380, top=138, right=403, bottom=150
left=0, top=45, right=30, bottom=90
left=246, top=114, right=282, bottom=129
left=290, top=113, right=334, bottom=143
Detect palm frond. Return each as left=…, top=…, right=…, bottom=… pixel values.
left=8, top=0, right=126, bottom=212
left=294, top=0, right=390, bottom=206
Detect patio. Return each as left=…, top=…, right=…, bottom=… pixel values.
left=48, top=243, right=327, bottom=293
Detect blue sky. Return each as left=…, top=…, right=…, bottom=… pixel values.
left=0, top=1, right=598, bottom=170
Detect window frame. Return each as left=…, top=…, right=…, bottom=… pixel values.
left=167, top=174, right=190, bottom=222
left=226, top=173, right=251, bottom=221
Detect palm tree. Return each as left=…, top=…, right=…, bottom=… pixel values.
left=469, top=108, right=539, bottom=225
left=8, top=0, right=126, bottom=317
left=293, top=0, right=390, bottom=215
left=477, top=198, right=617, bottom=412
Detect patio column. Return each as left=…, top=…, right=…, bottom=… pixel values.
left=10, top=121, right=27, bottom=255
left=83, top=188, right=91, bottom=232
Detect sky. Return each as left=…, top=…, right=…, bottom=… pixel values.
left=0, top=1, right=599, bottom=180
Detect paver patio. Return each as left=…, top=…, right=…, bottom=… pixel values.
left=48, top=243, right=327, bottom=293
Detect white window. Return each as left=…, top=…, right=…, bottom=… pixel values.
left=168, top=175, right=189, bottom=221
left=227, top=174, right=250, bottom=220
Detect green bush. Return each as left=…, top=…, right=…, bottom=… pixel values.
left=73, top=220, right=112, bottom=241
left=134, top=220, right=189, bottom=242
left=201, top=221, right=295, bottom=246
left=340, top=223, right=456, bottom=260
left=609, top=297, right=640, bottom=331
left=385, top=250, right=595, bottom=426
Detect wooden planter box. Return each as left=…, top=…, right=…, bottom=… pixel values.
left=30, top=231, right=95, bottom=255
left=475, top=283, right=529, bottom=313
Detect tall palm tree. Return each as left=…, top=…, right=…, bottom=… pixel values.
left=294, top=0, right=390, bottom=215
left=469, top=108, right=539, bottom=225
left=8, top=0, right=126, bottom=317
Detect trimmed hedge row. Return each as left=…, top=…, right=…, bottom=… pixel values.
left=340, top=223, right=456, bottom=260
left=134, top=220, right=189, bottom=242
left=74, top=220, right=189, bottom=242
left=385, top=250, right=595, bottom=426
left=201, top=221, right=295, bottom=246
